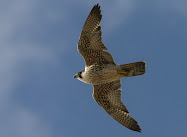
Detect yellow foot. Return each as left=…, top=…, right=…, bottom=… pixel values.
left=117, top=70, right=128, bottom=75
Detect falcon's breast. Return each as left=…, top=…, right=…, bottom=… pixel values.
left=80, top=64, right=121, bottom=85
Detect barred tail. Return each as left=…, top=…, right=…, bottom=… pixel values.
left=118, top=61, right=146, bottom=77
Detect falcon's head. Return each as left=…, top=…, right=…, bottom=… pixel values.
left=74, top=71, right=83, bottom=79
left=74, top=70, right=89, bottom=84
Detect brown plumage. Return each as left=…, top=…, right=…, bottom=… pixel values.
left=74, top=4, right=146, bottom=132
left=78, top=4, right=115, bottom=66
left=93, top=80, right=141, bottom=132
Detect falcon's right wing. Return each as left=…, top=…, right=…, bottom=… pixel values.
left=93, top=80, right=141, bottom=132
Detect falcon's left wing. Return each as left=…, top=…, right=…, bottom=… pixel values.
left=78, top=4, right=115, bottom=66
left=93, top=80, right=141, bottom=132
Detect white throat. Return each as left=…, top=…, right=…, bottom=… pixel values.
left=77, top=67, right=91, bottom=84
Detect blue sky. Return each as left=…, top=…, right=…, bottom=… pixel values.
left=1, top=0, right=187, bottom=137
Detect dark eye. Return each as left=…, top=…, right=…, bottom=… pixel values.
left=78, top=72, right=82, bottom=78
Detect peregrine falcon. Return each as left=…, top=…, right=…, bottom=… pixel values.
left=74, top=4, right=146, bottom=132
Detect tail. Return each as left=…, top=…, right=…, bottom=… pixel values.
left=118, top=61, right=146, bottom=77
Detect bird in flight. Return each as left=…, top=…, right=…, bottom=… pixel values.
left=74, top=4, right=146, bottom=132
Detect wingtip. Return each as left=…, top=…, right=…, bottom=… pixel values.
left=90, top=3, right=101, bottom=20
left=131, top=127, right=141, bottom=133
left=94, top=3, right=100, bottom=10
left=136, top=125, right=142, bottom=133
left=137, top=127, right=142, bottom=133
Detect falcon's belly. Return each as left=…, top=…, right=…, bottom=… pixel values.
left=81, top=64, right=121, bottom=85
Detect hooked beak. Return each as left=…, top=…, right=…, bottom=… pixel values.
left=74, top=74, right=78, bottom=78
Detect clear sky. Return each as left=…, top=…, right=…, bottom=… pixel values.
left=1, top=0, right=187, bottom=137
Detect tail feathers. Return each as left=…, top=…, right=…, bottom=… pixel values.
left=118, top=61, right=146, bottom=77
